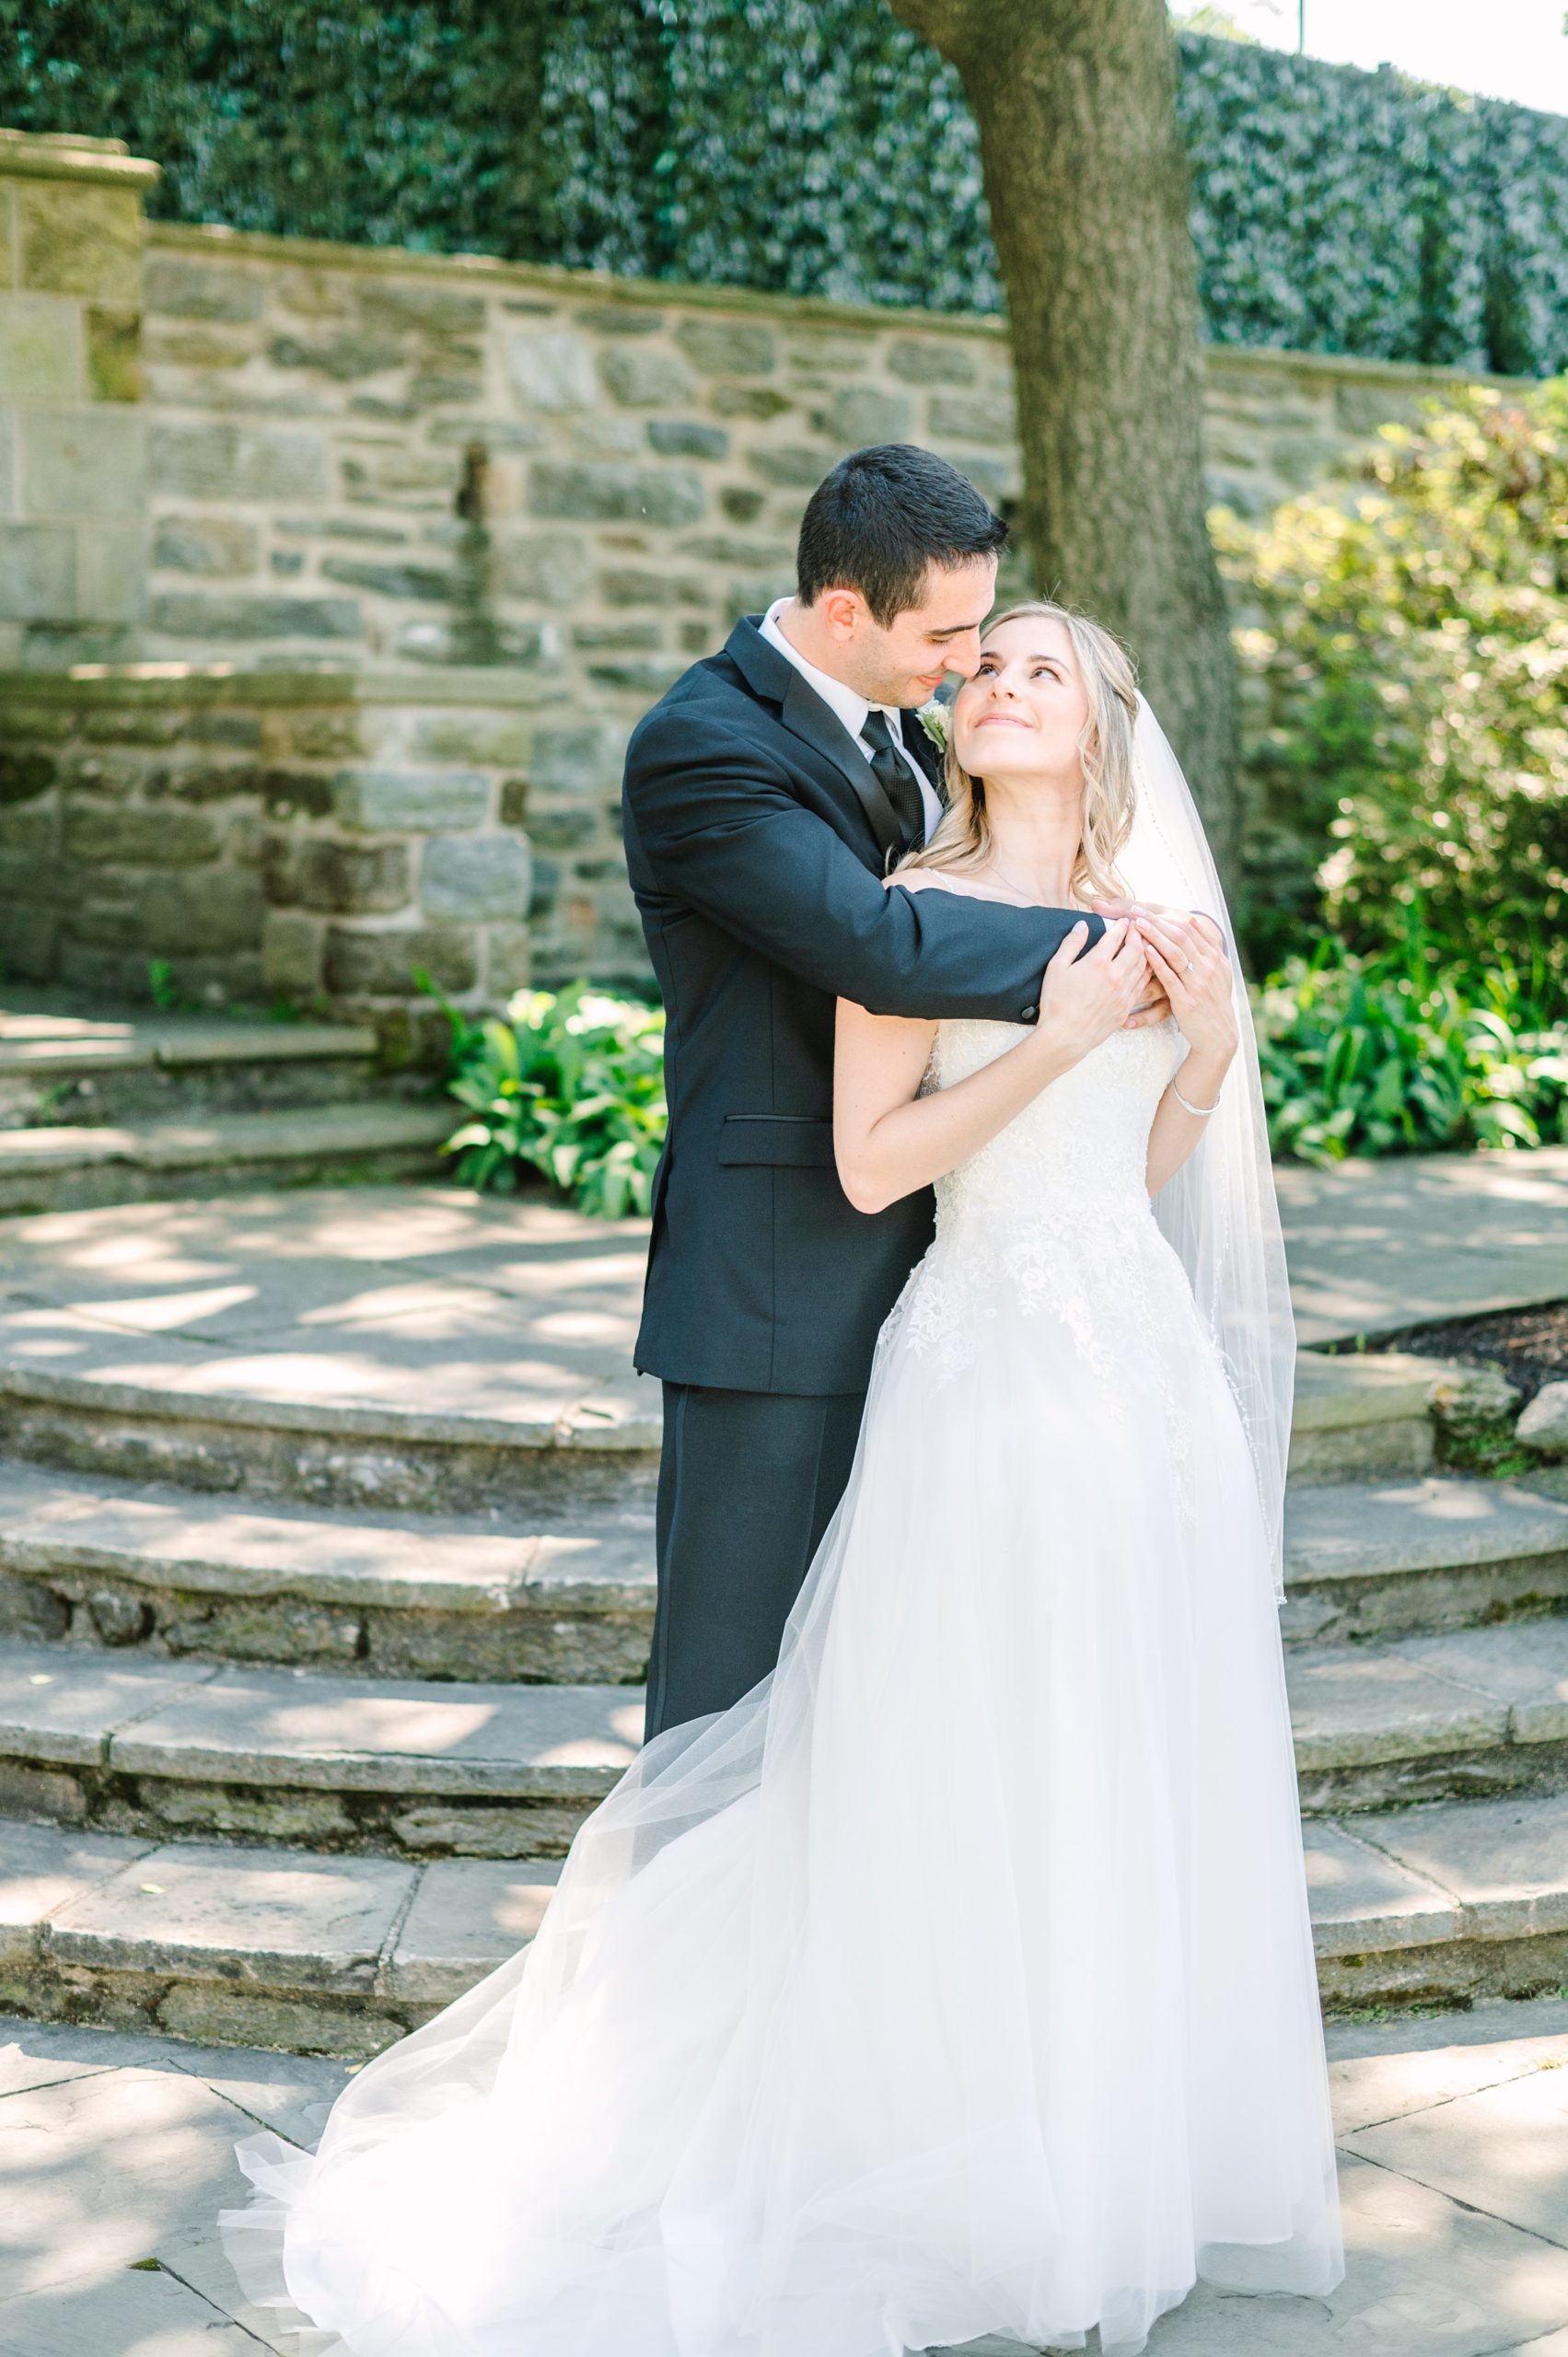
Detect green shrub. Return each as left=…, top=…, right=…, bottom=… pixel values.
left=1225, top=378, right=1568, bottom=977
left=1254, top=938, right=1568, bottom=1165
left=425, top=946, right=1568, bottom=1213
left=431, top=981, right=668, bottom=1217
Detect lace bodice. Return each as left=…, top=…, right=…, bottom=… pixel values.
left=928, top=1017, right=1184, bottom=1234
left=896, top=1017, right=1199, bottom=1427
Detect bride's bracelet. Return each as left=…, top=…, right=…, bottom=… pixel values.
left=1171, top=1077, right=1223, bottom=1118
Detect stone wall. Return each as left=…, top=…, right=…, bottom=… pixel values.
left=0, top=124, right=1511, bottom=1027
left=133, top=226, right=1478, bottom=678
left=0, top=668, right=554, bottom=1051
left=0, top=130, right=157, bottom=643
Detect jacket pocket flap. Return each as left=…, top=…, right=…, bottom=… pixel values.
left=718, top=1114, right=836, bottom=1168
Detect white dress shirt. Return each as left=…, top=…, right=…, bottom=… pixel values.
left=760, top=598, right=943, bottom=844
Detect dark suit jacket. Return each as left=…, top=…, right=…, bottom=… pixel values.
left=621, top=615, right=1101, bottom=1395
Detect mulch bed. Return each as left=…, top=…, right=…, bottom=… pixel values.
left=1334, top=1300, right=1568, bottom=1409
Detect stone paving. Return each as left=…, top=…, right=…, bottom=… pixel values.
left=1277, top=1147, right=1568, bottom=1345
left=2, top=1997, right=1567, bottom=2354
left=4, top=1163, right=1568, bottom=2347
left=0, top=1188, right=656, bottom=1444
left=1, top=1149, right=1565, bottom=1445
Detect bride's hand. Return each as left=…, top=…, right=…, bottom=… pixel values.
left=1032, top=919, right=1151, bottom=1066
left=1135, top=912, right=1237, bottom=1063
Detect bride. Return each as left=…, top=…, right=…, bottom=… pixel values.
left=225, top=603, right=1343, bottom=2357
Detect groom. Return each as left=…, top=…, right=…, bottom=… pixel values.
left=624, top=445, right=1127, bottom=1737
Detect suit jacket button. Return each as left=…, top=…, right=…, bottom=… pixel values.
left=1020, top=1002, right=1039, bottom=1021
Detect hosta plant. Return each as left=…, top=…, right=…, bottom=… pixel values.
left=427, top=979, right=668, bottom=1218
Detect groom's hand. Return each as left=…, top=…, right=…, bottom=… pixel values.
left=1123, top=984, right=1173, bottom=1029
left=1089, top=904, right=1170, bottom=1025
left=1093, top=900, right=1225, bottom=1028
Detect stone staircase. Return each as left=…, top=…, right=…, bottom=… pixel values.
left=0, top=1177, right=1565, bottom=2058
left=0, top=1000, right=452, bottom=1213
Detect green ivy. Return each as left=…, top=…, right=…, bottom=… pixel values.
left=0, top=3, right=551, bottom=255
left=2, top=6, right=1565, bottom=372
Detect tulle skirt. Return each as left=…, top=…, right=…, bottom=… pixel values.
left=223, top=1199, right=1343, bottom=2356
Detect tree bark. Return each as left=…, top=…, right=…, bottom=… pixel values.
left=887, top=0, right=1239, bottom=863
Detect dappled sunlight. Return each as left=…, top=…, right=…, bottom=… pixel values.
left=0, top=2066, right=261, bottom=2299
left=0, top=1193, right=656, bottom=1439
left=3, top=1233, right=236, bottom=1287
left=1335, top=2151, right=1568, bottom=2340
left=9, top=1487, right=533, bottom=1584
left=538, top=1728, right=641, bottom=1770
left=175, top=1684, right=643, bottom=1769
left=263, top=1692, right=508, bottom=1754
left=145, top=1344, right=605, bottom=1417
left=297, top=1281, right=524, bottom=1335
left=59, top=1283, right=259, bottom=1334
left=1295, top=1652, right=1445, bottom=1694
left=1395, top=1484, right=1503, bottom=1524
left=1345, top=2062, right=1568, bottom=2247
left=84, top=1846, right=403, bottom=1932
left=1281, top=1145, right=1568, bottom=1344
left=462, top=1248, right=652, bottom=1295
left=532, top=1307, right=639, bottom=1344
left=6, top=1333, right=98, bottom=1360
left=487, top=1872, right=562, bottom=1943
left=0, top=1013, right=137, bottom=1050
left=1305, top=1846, right=1362, bottom=1898
left=1330, top=2021, right=1568, bottom=2133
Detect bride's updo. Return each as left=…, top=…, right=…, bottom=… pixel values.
left=903, top=600, right=1139, bottom=905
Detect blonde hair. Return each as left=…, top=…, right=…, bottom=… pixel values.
left=901, top=600, right=1139, bottom=904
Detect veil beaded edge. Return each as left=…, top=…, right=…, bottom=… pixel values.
left=1125, top=700, right=1295, bottom=1601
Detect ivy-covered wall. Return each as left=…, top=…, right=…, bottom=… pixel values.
left=3, top=4, right=1566, bottom=376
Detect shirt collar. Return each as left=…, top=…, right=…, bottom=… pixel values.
left=760, top=599, right=904, bottom=751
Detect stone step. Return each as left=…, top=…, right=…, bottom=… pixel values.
left=1287, top=1349, right=1464, bottom=1485
left=0, top=1608, right=1564, bottom=1863
left=1282, top=1475, right=1568, bottom=1645
left=0, top=1642, right=641, bottom=1860
left=0, top=1461, right=1558, bottom=1689
left=0, top=1183, right=1492, bottom=1505
left=3, top=1787, right=1566, bottom=2059
left=0, top=1461, right=654, bottom=1681
left=0, top=1187, right=657, bottom=1516
left=0, top=1101, right=455, bottom=1213
left=0, top=1342, right=1459, bottom=1535
left=1290, top=1614, right=1568, bottom=1810
left=0, top=1816, right=563, bottom=2058
left=0, top=1003, right=385, bottom=1128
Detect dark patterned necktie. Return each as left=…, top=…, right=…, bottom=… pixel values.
left=860, top=709, right=926, bottom=850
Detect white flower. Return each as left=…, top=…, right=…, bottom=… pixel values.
left=916, top=699, right=950, bottom=752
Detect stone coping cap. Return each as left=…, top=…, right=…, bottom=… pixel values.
left=0, top=1356, right=662, bottom=1455
left=146, top=218, right=1525, bottom=389
left=0, top=664, right=546, bottom=708
left=0, top=124, right=160, bottom=190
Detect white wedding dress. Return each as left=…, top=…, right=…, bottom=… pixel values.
left=226, top=1011, right=1343, bottom=2357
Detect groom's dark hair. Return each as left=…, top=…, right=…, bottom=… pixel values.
left=796, top=445, right=1007, bottom=627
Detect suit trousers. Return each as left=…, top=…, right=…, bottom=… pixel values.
left=645, top=1382, right=868, bottom=1741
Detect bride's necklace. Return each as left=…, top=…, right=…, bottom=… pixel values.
left=981, top=853, right=1069, bottom=906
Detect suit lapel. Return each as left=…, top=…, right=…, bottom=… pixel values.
left=726, top=617, right=907, bottom=865
left=778, top=671, right=906, bottom=865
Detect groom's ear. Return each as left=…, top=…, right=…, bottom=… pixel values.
left=816, top=586, right=867, bottom=641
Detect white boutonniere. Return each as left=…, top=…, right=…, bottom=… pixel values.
left=915, top=699, right=950, bottom=754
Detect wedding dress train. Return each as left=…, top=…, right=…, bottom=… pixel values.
left=225, top=1016, right=1343, bottom=2357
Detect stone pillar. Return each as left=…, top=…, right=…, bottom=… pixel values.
left=0, top=127, right=159, bottom=666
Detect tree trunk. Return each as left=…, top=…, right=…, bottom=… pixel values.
left=887, top=0, right=1239, bottom=864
